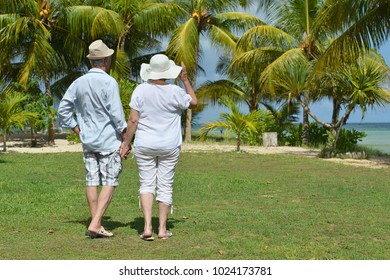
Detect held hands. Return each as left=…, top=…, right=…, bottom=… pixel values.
left=119, top=141, right=132, bottom=160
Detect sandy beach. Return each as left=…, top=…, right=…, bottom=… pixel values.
left=2, top=133, right=390, bottom=169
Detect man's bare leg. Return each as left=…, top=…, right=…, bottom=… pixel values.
left=86, top=186, right=98, bottom=219
left=87, top=186, right=115, bottom=233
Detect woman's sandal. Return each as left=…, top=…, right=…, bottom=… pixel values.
left=158, top=230, right=173, bottom=240
left=139, top=232, right=154, bottom=241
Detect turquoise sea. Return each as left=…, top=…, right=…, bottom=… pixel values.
left=344, top=123, right=390, bottom=154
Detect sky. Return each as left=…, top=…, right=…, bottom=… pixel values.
left=195, top=8, right=390, bottom=125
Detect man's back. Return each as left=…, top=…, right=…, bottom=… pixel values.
left=58, top=68, right=126, bottom=152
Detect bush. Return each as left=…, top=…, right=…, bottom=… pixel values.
left=283, top=122, right=328, bottom=147
left=334, top=129, right=367, bottom=153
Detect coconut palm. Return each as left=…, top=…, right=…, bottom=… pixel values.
left=57, top=0, right=183, bottom=79
left=0, top=92, right=39, bottom=152
left=234, top=0, right=390, bottom=147
left=0, top=0, right=70, bottom=144
left=233, top=0, right=327, bottom=145
left=197, top=52, right=273, bottom=113
left=0, top=0, right=178, bottom=143
left=199, top=96, right=262, bottom=151
left=0, top=0, right=113, bottom=144
left=313, top=0, right=390, bottom=68
left=166, top=0, right=264, bottom=142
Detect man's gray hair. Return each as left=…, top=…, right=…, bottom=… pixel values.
left=89, top=58, right=106, bottom=67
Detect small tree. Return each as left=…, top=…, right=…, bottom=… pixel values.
left=199, top=96, right=261, bottom=151
left=0, top=92, right=39, bottom=152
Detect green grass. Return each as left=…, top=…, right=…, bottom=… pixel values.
left=0, top=151, right=389, bottom=260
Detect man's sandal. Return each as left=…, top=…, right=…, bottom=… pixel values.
left=85, top=226, right=114, bottom=238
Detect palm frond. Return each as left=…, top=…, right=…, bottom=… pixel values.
left=203, top=0, right=252, bottom=14
left=230, top=47, right=285, bottom=75
left=315, top=0, right=390, bottom=69
left=0, top=0, right=38, bottom=14
left=112, top=48, right=130, bottom=79
left=166, top=17, right=199, bottom=78
left=207, top=25, right=238, bottom=53
left=0, top=13, right=18, bottom=29
left=236, top=25, right=296, bottom=52
left=196, top=79, right=245, bottom=105
left=259, top=47, right=310, bottom=96
left=64, top=6, right=122, bottom=41
left=212, top=12, right=265, bottom=33
left=18, top=32, right=64, bottom=85
left=134, top=2, right=184, bottom=36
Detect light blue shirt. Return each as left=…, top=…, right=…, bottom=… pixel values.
left=58, top=69, right=127, bottom=152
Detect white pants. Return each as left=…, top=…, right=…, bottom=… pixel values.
left=134, top=146, right=181, bottom=206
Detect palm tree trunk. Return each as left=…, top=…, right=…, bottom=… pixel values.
left=237, top=133, right=241, bottom=152
left=2, top=131, right=7, bottom=152
left=184, top=108, right=192, bottom=142
left=31, top=124, right=37, bottom=147
left=184, top=47, right=199, bottom=143
left=326, top=126, right=337, bottom=155
left=301, top=90, right=312, bottom=145
left=302, top=107, right=309, bottom=146
left=45, top=78, right=55, bottom=145
left=332, top=98, right=341, bottom=126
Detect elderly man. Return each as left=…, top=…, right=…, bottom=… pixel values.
left=58, top=40, right=127, bottom=238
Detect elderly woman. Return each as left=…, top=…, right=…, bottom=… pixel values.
left=120, top=54, right=197, bottom=240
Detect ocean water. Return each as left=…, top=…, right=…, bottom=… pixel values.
left=344, top=123, right=390, bottom=154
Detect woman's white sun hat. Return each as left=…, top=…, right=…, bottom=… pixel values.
left=86, top=40, right=115, bottom=59
left=140, top=54, right=182, bottom=81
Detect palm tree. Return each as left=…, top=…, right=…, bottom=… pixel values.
left=57, top=0, right=182, bottom=79
left=235, top=0, right=390, bottom=147
left=308, top=51, right=390, bottom=153
left=197, top=52, right=272, bottom=113
left=313, top=0, right=390, bottom=68
left=0, top=92, right=38, bottom=152
left=199, top=96, right=261, bottom=151
left=0, top=0, right=67, bottom=144
left=261, top=100, right=300, bottom=143
left=233, top=0, right=326, bottom=145
left=166, top=0, right=264, bottom=142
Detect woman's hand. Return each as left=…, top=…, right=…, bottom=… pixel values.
left=180, top=62, right=188, bottom=82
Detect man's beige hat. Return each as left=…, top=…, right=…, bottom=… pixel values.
left=140, top=54, right=182, bottom=81
left=86, top=40, right=114, bottom=59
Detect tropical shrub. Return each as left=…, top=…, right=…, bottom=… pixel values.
left=283, top=122, right=328, bottom=147
left=0, top=92, right=39, bottom=151
left=323, top=129, right=367, bottom=156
